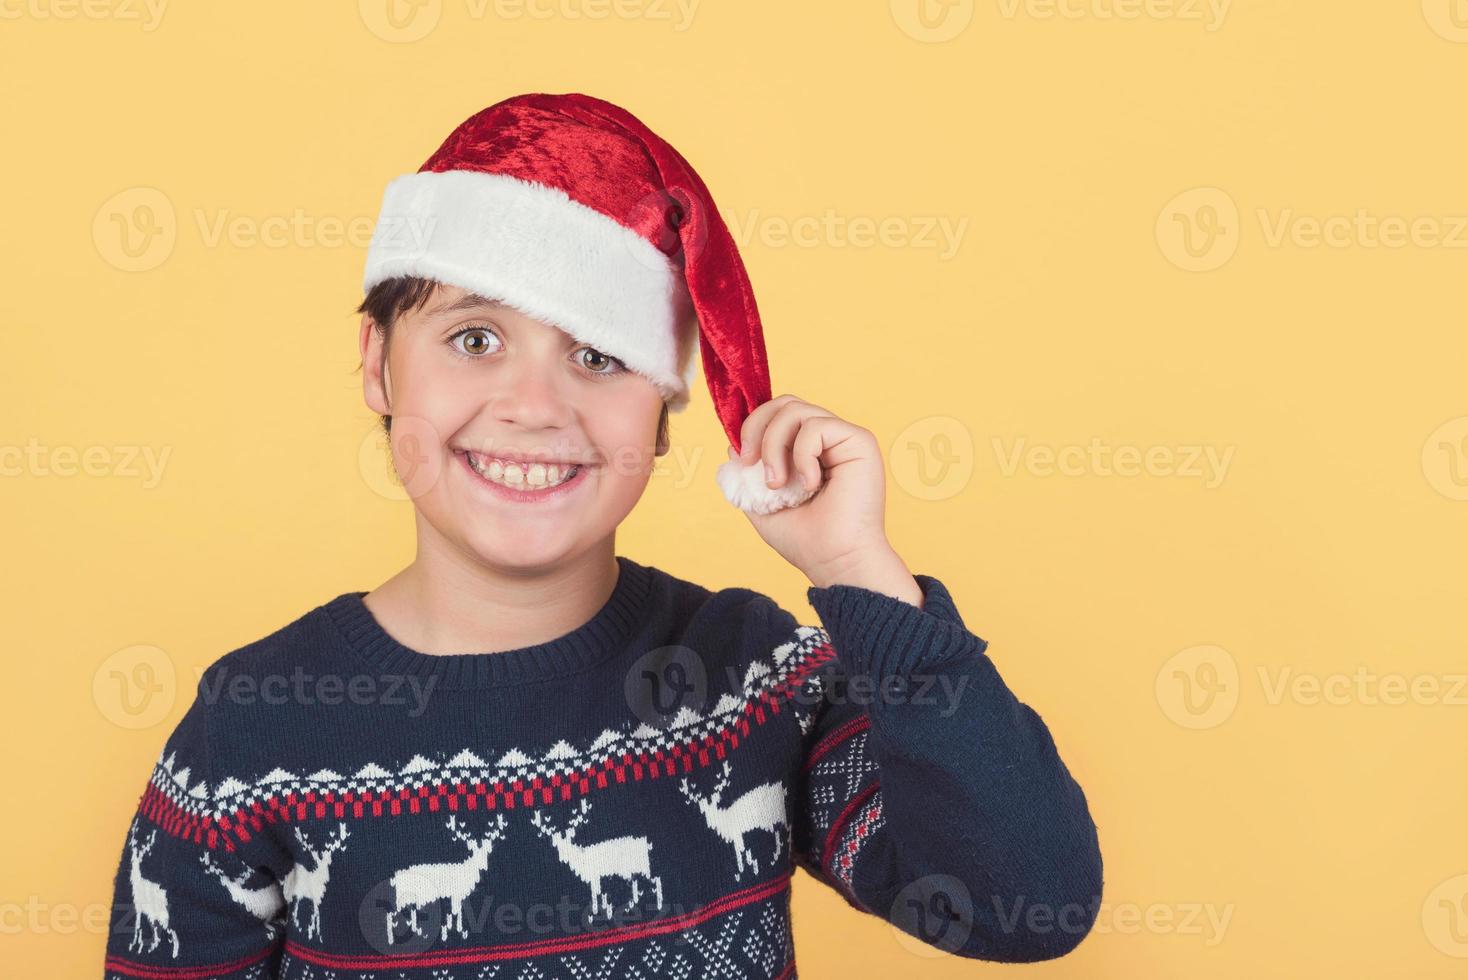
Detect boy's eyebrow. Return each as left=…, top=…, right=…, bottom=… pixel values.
left=424, top=292, right=510, bottom=318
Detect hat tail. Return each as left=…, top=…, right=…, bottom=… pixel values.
left=715, top=457, right=818, bottom=515
left=572, top=99, right=769, bottom=448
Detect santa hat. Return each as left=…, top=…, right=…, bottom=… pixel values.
left=362, top=92, right=816, bottom=516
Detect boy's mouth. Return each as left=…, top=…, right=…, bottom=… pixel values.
left=459, top=450, right=582, bottom=492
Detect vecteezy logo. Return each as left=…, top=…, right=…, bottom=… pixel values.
left=1423, top=0, right=1468, bottom=42
left=1424, top=873, right=1468, bottom=956
left=1156, top=644, right=1239, bottom=729
left=358, top=416, right=445, bottom=502
left=396, top=432, right=431, bottom=488
left=93, top=188, right=177, bottom=272
left=888, top=874, right=974, bottom=957
left=93, top=644, right=176, bottom=729
left=890, top=416, right=974, bottom=501
left=625, top=645, right=708, bottom=728
left=358, top=425, right=407, bottom=502
left=1156, top=187, right=1239, bottom=272
left=889, top=0, right=974, bottom=42
left=623, top=188, right=711, bottom=274
left=359, top=0, right=443, bottom=42
left=1422, top=416, right=1468, bottom=501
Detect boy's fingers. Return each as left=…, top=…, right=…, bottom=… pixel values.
left=761, top=402, right=833, bottom=488
left=738, top=394, right=800, bottom=464
left=791, top=421, right=826, bottom=491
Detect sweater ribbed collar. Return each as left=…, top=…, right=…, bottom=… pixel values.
left=322, top=555, right=652, bottom=689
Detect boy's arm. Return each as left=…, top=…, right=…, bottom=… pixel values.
left=103, top=685, right=287, bottom=979
left=786, top=573, right=1104, bottom=963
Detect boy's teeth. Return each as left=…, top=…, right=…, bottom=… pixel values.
left=468, top=453, right=576, bottom=490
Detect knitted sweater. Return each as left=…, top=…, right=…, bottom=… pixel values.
left=102, top=555, right=1103, bottom=979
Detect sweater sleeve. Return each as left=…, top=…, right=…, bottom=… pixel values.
left=103, top=684, right=287, bottom=980
left=787, top=573, right=1103, bottom=962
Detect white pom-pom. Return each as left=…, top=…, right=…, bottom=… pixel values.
left=716, top=457, right=817, bottom=515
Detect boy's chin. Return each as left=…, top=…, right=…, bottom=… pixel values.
left=458, top=527, right=597, bottom=574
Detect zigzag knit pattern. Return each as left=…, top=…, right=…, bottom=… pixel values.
left=103, top=556, right=1104, bottom=978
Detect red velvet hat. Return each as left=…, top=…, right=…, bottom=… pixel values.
left=363, top=93, right=816, bottom=515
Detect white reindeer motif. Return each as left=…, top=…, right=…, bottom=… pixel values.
left=200, top=852, right=286, bottom=936
left=531, top=800, right=664, bottom=918
left=281, top=822, right=349, bottom=940
left=126, top=818, right=180, bottom=958
left=385, top=814, right=510, bottom=944
left=679, top=761, right=789, bottom=880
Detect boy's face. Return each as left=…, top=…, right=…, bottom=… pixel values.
left=360, top=283, right=666, bottom=573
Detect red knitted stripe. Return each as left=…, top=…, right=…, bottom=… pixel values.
left=831, top=794, right=884, bottom=889
left=821, top=779, right=882, bottom=877
left=140, top=640, right=837, bottom=852
left=284, top=872, right=791, bottom=970
left=801, top=714, right=871, bottom=773
left=104, top=942, right=274, bottom=979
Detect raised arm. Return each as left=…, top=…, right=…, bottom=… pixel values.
left=788, top=573, right=1103, bottom=962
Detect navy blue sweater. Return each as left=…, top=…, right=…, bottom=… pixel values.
left=103, top=555, right=1102, bottom=978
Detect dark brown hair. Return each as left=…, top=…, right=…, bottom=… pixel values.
left=355, top=276, right=670, bottom=451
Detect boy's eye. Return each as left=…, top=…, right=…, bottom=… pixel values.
left=450, top=327, right=501, bottom=357
left=578, top=347, right=625, bottom=374
left=447, top=329, right=622, bottom=375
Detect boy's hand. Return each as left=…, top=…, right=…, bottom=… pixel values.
left=731, top=394, right=924, bottom=606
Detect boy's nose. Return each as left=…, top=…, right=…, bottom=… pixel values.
left=491, top=365, right=573, bottom=430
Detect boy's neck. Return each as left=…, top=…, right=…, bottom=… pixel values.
left=362, top=539, right=621, bottom=657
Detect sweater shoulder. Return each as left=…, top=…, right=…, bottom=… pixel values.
left=181, top=595, right=353, bottom=767
left=639, top=562, right=811, bottom=663
left=636, top=563, right=830, bottom=735
left=193, top=594, right=350, bottom=685
left=147, top=597, right=347, bottom=829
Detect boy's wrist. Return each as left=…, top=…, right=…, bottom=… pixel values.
left=805, top=544, right=924, bottom=608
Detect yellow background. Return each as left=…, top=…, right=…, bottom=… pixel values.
left=3, top=1, right=1467, bottom=976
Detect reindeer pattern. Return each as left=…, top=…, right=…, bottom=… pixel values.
left=121, top=768, right=799, bottom=961
left=116, top=628, right=828, bottom=962
left=680, top=761, right=790, bottom=880
left=125, top=818, right=180, bottom=959
left=281, top=823, right=350, bottom=941
left=200, top=852, right=286, bottom=938
left=384, top=814, right=510, bottom=943
left=532, top=798, right=666, bottom=919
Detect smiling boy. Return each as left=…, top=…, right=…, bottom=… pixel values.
left=102, top=93, right=1103, bottom=979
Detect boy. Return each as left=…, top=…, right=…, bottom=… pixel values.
left=102, top=93, right=1102, bottom=979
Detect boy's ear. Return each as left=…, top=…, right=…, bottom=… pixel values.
left=360, top=312, right=391, bottom=414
